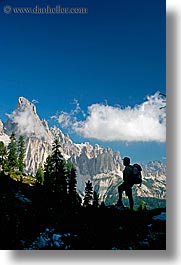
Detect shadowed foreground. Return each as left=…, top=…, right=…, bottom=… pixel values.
left=0, top=173, right=166, bottom=250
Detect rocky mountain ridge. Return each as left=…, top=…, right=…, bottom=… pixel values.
left=0, top=97, right=166, bottom=207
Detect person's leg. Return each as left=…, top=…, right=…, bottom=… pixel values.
left=117, top=184, right=124, bottom=206
left=126, top=188, right=134, bottom=210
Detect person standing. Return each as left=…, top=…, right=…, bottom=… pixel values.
left=117, top=157, right=134, bottom=210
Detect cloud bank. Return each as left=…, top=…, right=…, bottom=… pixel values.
left=54, top=92, right=166, bottom=143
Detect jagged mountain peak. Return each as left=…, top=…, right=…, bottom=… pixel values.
left=18, top=97, right=36, bottom=112
left=14, top=97, right=38, bottom=121
left=16, top=96, right=39, bottom=123
left=5, top=97, right=52, bottom=142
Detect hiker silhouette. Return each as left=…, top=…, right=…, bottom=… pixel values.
left=117, top=157, right=134, bottom=210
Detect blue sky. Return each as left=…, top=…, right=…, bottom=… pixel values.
left=0, top=0, right=166, bottom=163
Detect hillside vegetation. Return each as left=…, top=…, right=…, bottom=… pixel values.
left=0, top=172, right=166, bottom=250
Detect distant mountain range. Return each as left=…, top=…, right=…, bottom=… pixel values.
left=0, top=97, right=166, bottom=208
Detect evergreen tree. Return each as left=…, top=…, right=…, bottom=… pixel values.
left=83, top=180, right=93, bottom=207
left=0, top=141, right=7, bottom=172
left=36, top=163, right=44, bottom=185
left=7, top=132, right=18, bottom=172
left=66, top=162, right=77, bottom=204
left=138, top=200, right=147, bottom=211
left=93, top=190, right=99, bottom=208
left=44, top=155, right=53, bottom=190
left=100, top=201, right=106, bottom=208
left=51, top=139, right=67, bottom=197
left=44, top=139, right=67, bottom=200
left=18, top=135, right=26, bottom=173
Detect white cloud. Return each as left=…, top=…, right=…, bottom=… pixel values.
left=53, top=92, right=166, bottom=143
left=51, top=98, right=86, bottom=129
left=32, top=99, right=39, bottom=104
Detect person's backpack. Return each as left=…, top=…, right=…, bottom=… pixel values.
left=132, top=163, right=142, bottom=184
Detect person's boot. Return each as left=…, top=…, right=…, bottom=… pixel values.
left=129, top=199, right=134, bottom=211
left=116, top=199, right=125, bottom=209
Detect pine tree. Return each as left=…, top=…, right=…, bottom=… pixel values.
left=7, top=132, right=18, bottom=172
left=66, top=162, right=77, bottom=204
left=44, top=155, right=53, bottom=189
left=36, top=163, right=44, bottom=185
left=100, top=201, right=106, bottom=208
left=83, top=180, right=93, bottom=207
left=18, top=135, right=26, bottom=174
left=51, top=139, right=67, bottom=196
left=0, top=141, right=7, bottom=172
left=93, top=190, right=99, bottom=208
left=45, top=139, right=67, bottom=199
